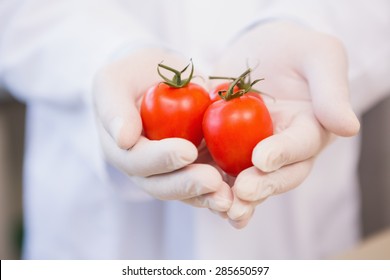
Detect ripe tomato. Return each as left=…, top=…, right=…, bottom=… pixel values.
left=141, top=61, right=211, bottom=147
left=203, top=95, right=273, bottom=176
left=203, top=69, right=273, bottom=177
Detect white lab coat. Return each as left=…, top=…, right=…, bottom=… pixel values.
left=0, top=0, right=389, bottom=259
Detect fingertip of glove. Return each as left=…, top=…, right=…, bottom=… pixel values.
left=213, top=182, right=233, bottom=211
left=252, top=143, right=286, bottom=172
left=109, top=116, right=142, bottom=150
left=335, top=110, right=360, bottom=137
left=184, top=164, right=226, bottom=195
left=160, top=138, right=198, bottom=169
left=228, top=218, right=250, bottom=229
left=315, top=102, right=360, bottom=137
left=178, top=141, right=199, bottom=164
left=210, top=197, right=233, bottom=212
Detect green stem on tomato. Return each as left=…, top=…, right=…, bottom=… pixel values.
left=157, top=59, right=194, bottom=88
left=218, top=68, right=253, bottom=101
left=211, top=68, right=274, bottom=102
left=209, top=76, right=237, bottom=81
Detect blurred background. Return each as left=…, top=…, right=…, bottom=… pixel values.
left=0, top=87, right=389, bottom=259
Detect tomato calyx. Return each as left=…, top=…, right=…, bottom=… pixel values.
left=211, top=68, right=264, bottom=101
left=157, top=59, right=194, bottom=88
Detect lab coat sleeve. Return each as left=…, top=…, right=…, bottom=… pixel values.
left=254, top=0, right=390, bottom=114
left=0, top=0, right=157, bottom=106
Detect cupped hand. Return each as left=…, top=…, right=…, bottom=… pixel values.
left=210, top=21, right=360, bottom=228
left=93, top=48, right=232, bottom=213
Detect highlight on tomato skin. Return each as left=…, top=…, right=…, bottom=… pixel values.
left=140, top=60, right=211, bottom=147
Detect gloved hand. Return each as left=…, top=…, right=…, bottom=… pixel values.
left=93, top=48, right=232, bottom=212
left=211, top=21, right=360, bottom=228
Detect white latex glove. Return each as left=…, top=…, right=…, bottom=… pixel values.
left=211, top=21, right=360, bottom=228
left=93, top=48, right=232, bottom=212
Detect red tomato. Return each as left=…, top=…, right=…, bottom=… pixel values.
left=141, top=82, right=211, bottom=147
left=203, top=94, right=273, bottom=177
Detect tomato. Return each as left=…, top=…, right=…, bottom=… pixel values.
left=141, top=83, right=210, bottom=146
left=203, top=95, right=273, bottom=176
left=203, top=69, right=273, bottom=177
left=141, top=61, right=211, bottom=147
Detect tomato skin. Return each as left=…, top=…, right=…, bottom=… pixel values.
left=203, top=95, right=273, bottom=177
left=210, top=82, right=263, bottom=103
left=141, top=82, right=211, bottom=147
